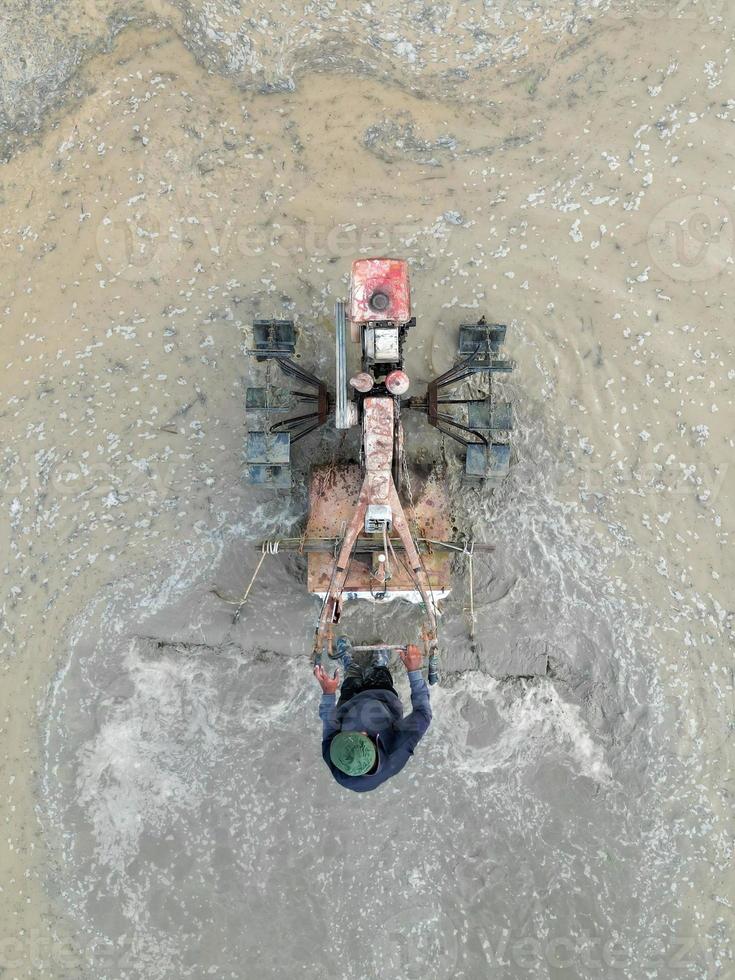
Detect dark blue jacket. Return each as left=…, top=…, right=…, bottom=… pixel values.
left=319, top=670, right=432, bottom=792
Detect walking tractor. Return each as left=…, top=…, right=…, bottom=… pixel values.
left=241, top=258, right=515, bottom=683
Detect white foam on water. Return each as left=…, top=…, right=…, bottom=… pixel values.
left=432, top=673, right=612, bottom=783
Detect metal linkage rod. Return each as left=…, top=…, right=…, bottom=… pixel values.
left=334, top=300, right=352, bottom=429
left=313, top=482, right=370, bottom=663
left=269, top=411, right=326, bottom=443
left=351, top=645, right=407, bottom=653
left=467, top=540, right=476, bottom=640
left=432, top=412, right=489, bottom=447
left=253, top=537, right=494, bottom=555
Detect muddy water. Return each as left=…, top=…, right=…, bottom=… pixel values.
left=0, top=2, right=733, bottom=978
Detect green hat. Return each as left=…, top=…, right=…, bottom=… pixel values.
left=330, top=732, right=377, bottom=776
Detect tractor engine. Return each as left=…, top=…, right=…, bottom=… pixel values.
left=349, top=257, right=412, bottom=376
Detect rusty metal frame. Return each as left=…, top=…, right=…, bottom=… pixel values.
left=240, top=270, right=519, bottom=685
left=312, top=474, right=439, bottom=661
left=312, top=397, right=438, bottom=663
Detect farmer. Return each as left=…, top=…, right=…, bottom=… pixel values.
left=314, top=638, right=432, bottom=792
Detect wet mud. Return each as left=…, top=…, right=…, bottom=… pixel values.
left=0, top=2, right=733, bottom=978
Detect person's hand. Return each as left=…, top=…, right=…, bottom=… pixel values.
left=313, top=663, right=340, bottom=695
left=400, top=644, right=423, bottom=672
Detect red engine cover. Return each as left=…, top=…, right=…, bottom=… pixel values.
left=349, top=258, right=411, bottom=324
